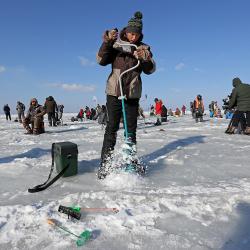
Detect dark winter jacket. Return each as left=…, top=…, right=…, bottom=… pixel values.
left=77, top=109, right=84, bottom=119
left=161, top=105, right=168, bottom=118
left=96, top=28, right=156, bottom=99
left=44, top=96, right=57, bottom=113
left=228, top=78, right=250, bottom=112
left=3, top=105, right=10, bottom=114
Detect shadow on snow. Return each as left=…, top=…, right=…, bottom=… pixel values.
left=222, top=202, right=250, bottom=250
left=46, top=126, right=87, bottom=134
left=78, top=158, right=100, bottom=175
left=0, top=147, right=51, bottom=164
left=142, top=135, right=206, bottom=175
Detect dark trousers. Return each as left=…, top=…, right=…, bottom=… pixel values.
left=231, top=111, right=250, bottom=128
left=5, top=112, right=11, bottom=120
left=247, top=112, right=250, bottom=126
left=101, top=95, right=139, bottom=161
left=18, top=111, right=25, bottom=122
left=47, top=112, right=56, bottom=126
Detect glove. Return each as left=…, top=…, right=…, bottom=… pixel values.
left=133, top=45, right=151, bottom=61
left=103, top=28, right=118, bottom=43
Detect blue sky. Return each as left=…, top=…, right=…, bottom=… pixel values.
left=1, top=0, right=250, bottom=113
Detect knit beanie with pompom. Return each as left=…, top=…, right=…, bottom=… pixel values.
left=126, top=11, right=143, bottom=34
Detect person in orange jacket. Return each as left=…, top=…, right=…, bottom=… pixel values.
left=175, top=107, right=181, bottom=117
left=193, top=95, right=204, bottom=122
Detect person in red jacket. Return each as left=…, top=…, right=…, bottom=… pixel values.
left=154, top=98, right=162, bottom=125
left=77, top=108, right=84, bottom=121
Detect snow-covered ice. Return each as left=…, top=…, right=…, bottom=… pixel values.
left=0, top=113, right=250, bottom=250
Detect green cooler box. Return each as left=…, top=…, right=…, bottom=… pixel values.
left=54, top=141, right=78, bottom=177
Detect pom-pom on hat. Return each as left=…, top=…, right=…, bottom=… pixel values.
left=126, top=11, right=143, bottom=34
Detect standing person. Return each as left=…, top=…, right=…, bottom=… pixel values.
left=213, top=101, right=218, bottom=117
left=23, top=98, right=46, bottom=134
left=226, top=77, right=250, bottom=135
left=209, top=101, right=215, bottom=117
left=96, top=104, right=101, bottom=114
left=44, top=96, right=58, bottom=127
left=90, top=108, right=96, bottom=120
left=57, top=104, right=64, bottom=123
left=94, top=104, right=102, bottom=120
left=96, top=11, right=156, bottom=179
left=3, top=104, right=11, bottom=120
left=216, top=108, right=223, bottom=118
left=154, top=98, right=162, bottom=125
left=161, top=104, right=168, bottom=122
left=194, top=95, right=204, bottom=122
left=16, top=101, right=25, bottom=123
left=98, top=105, right=108, bottom=128
left=190, top=101, right=195, bottom=118
left=181, top=105, right=186, bottom=115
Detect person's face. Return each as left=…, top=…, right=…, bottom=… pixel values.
left=126, top=32, right=140, bottom=43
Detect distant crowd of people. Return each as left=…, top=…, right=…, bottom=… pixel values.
left=2, top=77, right=250, bottom=137
left=72, top=104, right=108, bottom=128
left=149, top=98, right=186, bottom=126
left=2, top=96, right=64, bottom=135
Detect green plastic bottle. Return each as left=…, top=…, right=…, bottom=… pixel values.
left=76, top=230, right=91, bottom=246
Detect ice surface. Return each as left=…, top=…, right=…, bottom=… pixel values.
left=1, top=114, right=250, bottom=250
